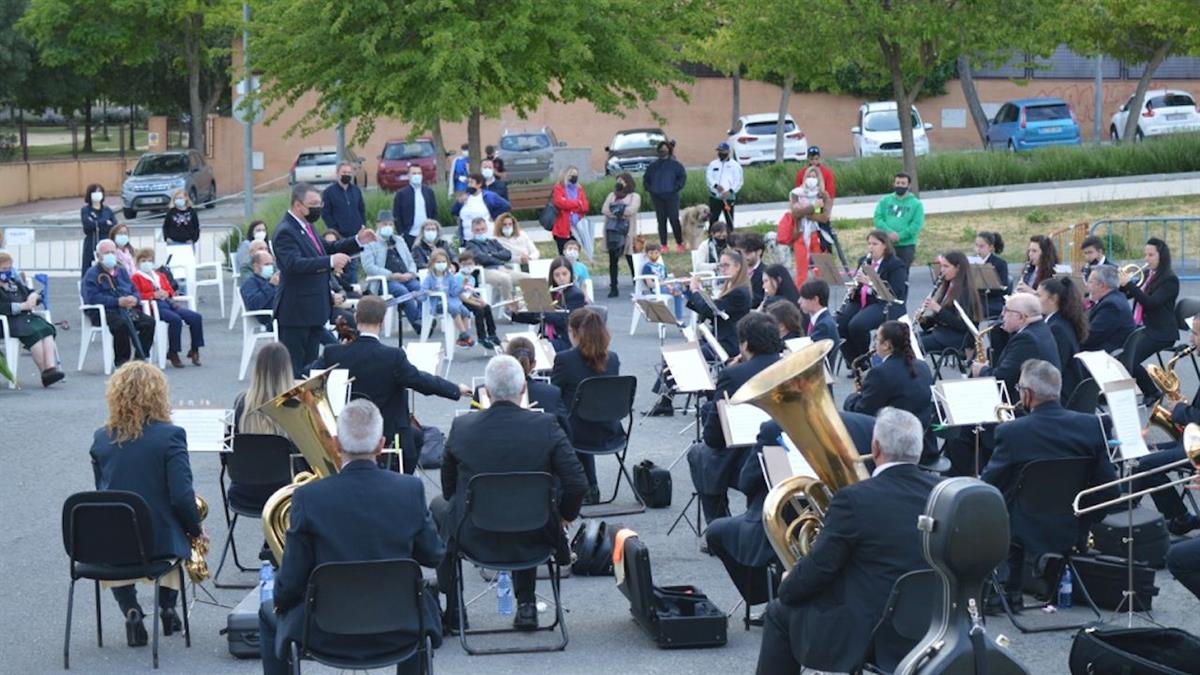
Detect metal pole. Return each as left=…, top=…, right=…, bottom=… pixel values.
left=242, top=0, right=254, bottom=223
left=1094, top=55, right=1104, bottom=144
left=335, top=121, right=346, bottom=165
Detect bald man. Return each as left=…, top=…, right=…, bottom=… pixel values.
left=970, top=292, right=1061, bottom=403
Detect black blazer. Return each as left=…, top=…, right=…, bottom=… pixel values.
left=686, top=285, right=752, bottom=357
left=272, top=212, right=362, bottom=328
left=307, top=335, right=461, bottom=445
left=982, top=402, right=1116, bottom=555
left=749, top=263, right=765, bottom=308
left=1082, top=290, right=1135, bottom=353
left=801, top=309, right=839, bottom=344
left=856, top=253, right=908, bottom=305
left=273, top=461, right=444, bottom=657
left=1047, top=312, right=1083, bottom=400
left=391, top=184, right=439, bottom=237
left=980, top=253, right=1009, bottom=315
left=90, top=422, right=202, bottom=561
left=702, top=353, right=781, bottom=450
left=1123, top=271, right=1180, bottom=342
left=982, top=319, right=1061, bottom=401
left=1172, top=391, right=1200, bottom=427
left=844, top=356, right=934, bottom=429
left=471, top=378, right=568, bottom=436
left=777, top=463, right=941, bottom=672
left=552, top=348, right=622, bottom=450
left=441, top=401, right=588, bottom=562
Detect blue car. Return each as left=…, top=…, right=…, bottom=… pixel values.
left=985, top=97, right=1082, bottom=151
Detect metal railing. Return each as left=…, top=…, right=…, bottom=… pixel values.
left=4, top=223, right=239, bottom=278
left=1090, top=217, right=1200, bottom=280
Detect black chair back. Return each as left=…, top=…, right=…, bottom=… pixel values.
left=465, top=472, right=556, bottom=533
left=867, top=569, right=941, bottom=671
left=1014, top=457, right=1094, bottom=516
left=1065, top=378, right=1100, bottom=414
left=1175, top=298, right=1200, bottom=331
left=304, top=559, right=423, bottom=637
left=228, top=433, right=294, bottom=486
left=62, top=491, right=154, bottom=568
left=1117, top=326, right=1148, bottom=372
left=569, top=375, right=637, bottom=425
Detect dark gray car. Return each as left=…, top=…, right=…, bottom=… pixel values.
left=605, top=128, right=666, bottom=175
left=495, top=127, right=562, bottom=183
left=120, top=150, right=217, bottom=219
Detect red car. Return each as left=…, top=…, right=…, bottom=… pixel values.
left=376, top=137, right=439, bottom=191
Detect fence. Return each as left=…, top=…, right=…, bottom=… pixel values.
left=2, top=222, right=238, bottom=278
left=1089, top=217, right=1200, bottom=280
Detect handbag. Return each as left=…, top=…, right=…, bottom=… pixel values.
left=1069, top=626, right=1200, bottom=674
left=539, top=201, right=558, bottom=231
left=633, top=460, right=672, bottom=508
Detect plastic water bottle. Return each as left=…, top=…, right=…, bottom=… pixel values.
left=496, top=571, right=514, bottom=616
left=1058, top=568, right=1073, bottom=609
left=260, top=563, right=275, bottom=604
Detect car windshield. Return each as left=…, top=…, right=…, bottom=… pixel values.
left=296, top=152, right=338, bottom=167
left=1025, top=104, right=1071, bottom=122
left=133, top=154, right=188, bottom=175
left=863, top=111, right=921, bottom=132
left=382, top=141, right=433, bottom=160
left=501, top=134, right=551, bottom=152
left=611, top=132, right=665, bottom=152
left=744, top=120, right=796, bottom=136
left=1155, top=94, right=1196, bottom=109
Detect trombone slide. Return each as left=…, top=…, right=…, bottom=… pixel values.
left=1073, top=423, right=1200, bottom=516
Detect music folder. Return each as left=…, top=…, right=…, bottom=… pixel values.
left=931, top=377, right=1010, bottom=427
left=172, top=407, right=233, bottom=453
left=697, top=324, right=729, bottom=363
left=810, top=253, right=844, bottom=283
left=860, top=265, right=897, bottom=303
left=503, top=331, right=556, bottom=371
left=661, top=342, right=715, bottom=393
left=516, top=278, right=559, bottom=313
left=406, top=341, right=444, bottom=376
left=717, top=397, right=773, bottom=448
left=636, top=298, right=680, bottom=326
left=969, top=264, right=1004, bottom=291
left=1075, top=350, right=1133, bottom=390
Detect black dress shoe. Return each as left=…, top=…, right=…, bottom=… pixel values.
left=1169, top=514, right=1200, bottom=536
left=125, top=608, right=148, bottom=647
left=513, top=602, right=538, bottom=631
left=582, top=485, right=601, bottom=505
left=41, top=367, right=65, bottom=387
left=442, top=609, right=468, bottom=635
left=160, top=607, right=182, bottom=636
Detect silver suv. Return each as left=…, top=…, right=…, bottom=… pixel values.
left=495, top=127, right=562, bottom=183
left=121, top=150, right=217, bottom=219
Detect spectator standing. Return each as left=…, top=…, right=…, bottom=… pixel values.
left=872, top=172, right=924, bottom=268
left=643, top=140, right=687, bottom=252
left=601, top=172, right=641, bottom=297
left=551, top=166, right=591, bottom=257
left=452, top=173, right=511, bottom=242
left=451, top=143, right=470, bottom=196
left=393, top=165, right=439, bottom=250
left=481, top=159, right=508, bottom=202
left=80, top=183, right=118, bottom=275
left=795, top=146, right=836, bottom=198
left=779, top=164, right=832, bottom=283
left=162, top=191, right=201, bottom=246
left=705, top=142, right=743, bottom=228
left=321, top=162, right=367, bottom=283
left=485, top=144, right=505, bottom=179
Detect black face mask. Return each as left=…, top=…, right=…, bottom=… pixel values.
left=894, top=186, right=909, bottom=196
left=304, top=206, right=322, bottom=224
left=657, top=151, right=668, bottom=159
left=339, top=174, right=352, bottom=185
left=568, top=175, right=578, bottom=184
left=467, top=186, right=479, bottom=195
left=718, top=152, right=730, bottom=161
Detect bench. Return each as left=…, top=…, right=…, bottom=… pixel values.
left=507, top=183, right=555, bottom=212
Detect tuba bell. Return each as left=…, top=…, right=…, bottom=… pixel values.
left=1148, top=345, right=1196, bottom=440
left=731, top=339, right=869, bottom=568
left=254, top=368, right=344, bottom=565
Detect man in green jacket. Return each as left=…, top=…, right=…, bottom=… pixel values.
left=872, top=172, right=924, bottom=269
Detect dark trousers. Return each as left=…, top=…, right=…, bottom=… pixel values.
left=577, top=452, right=597, bottom=489
left=1167, top=537, right=1200, bottom=601
left=836, top=301, right=887, bottom=364
left=942, top=425, right=996, bottom=477
left=385, top=279, right=424, bottom=327
left=466, top=303, right=496, bottom=338
left=280, top=325, right=327, bottom=377
left=155, top=301, right=204, bottom=354
left=1129, top=333, right=1175, bottom=397
left=755, top=600, right=802, bottom=675
left=429, top=497, right=537, bottom=612
left=651, top=193, right=682, bottom=246
left=707, top=196, right=734, bottom=228
left=607, top=247, right=633, bottom=290
left=258, top=604, right=424, bottom=675
left=553, top=236, right=571, bottom=254
left=112, top=584, right=178, bottom=614
left=707, top=523, right=776, bottom=605
left=894, top=244, right=916, bottom=267
left=1133, top=444, right=1188, bottom=520
left=105, top=309, right=156, bottom=365
left=920, top=327, right=968, bottom=355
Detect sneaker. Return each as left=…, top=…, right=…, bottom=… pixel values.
left=1169, top=514, right=1200, bottom=536
left=675, top=243, right=685, bottom=253
left=456, top=333, right=474, bottom=348
left=607, top=286, right=619, bottom=298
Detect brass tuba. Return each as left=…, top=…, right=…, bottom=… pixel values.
left=184, top=495, right=210, bottom=582
left=1148, top=345, right=1196, bottom=440
left=255, top=368, right=344, bottom=565
left=731, top=340, right=869, bottom=568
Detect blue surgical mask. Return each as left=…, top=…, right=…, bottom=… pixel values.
left=174, top=198, right=186, bottom=209
left=139, top=261, right=155, bottom=274
left=410, top=173, right=423, bottom=186
left=423, top=230, right=437, bottom=242
left=260, top=264, right=274, bottom=279
left=114, top=234, right=129, bottom=247
left=378, top=226, right=394, bottom=239
left=0, top=270, right=12, bottom=282
left=474, top=232, right=488, bottom=242
left=101, top=253, right=117, bottom=269
left=434, top=261, right=448, bottom=273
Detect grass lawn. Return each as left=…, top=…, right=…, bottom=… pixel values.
left=0, top=128, right=150, bottom=159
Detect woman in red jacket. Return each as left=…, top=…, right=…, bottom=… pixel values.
left=551, top=165, right=590, bottom=255
left=130, top=248, right=205, bottom=368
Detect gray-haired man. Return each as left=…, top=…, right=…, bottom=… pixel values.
left=1082, top=264, right=1135, bottom=353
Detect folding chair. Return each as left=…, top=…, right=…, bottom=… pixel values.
left=214, top=434, right=293, bottom=588
left=1065, top=378, right=1101, bottom=414
left=239, top=310, right=278, bottom=381
left=77, top=280, right=115, bottom=374
left=568, top=375, right=645, bottom=517
left=860, top=569, right=940, bottom=674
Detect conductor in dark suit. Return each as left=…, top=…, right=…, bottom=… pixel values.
left=432, top=355, right=587, bottom=632
left=259, top=400, right=445, bottom=675
left=981, top=359, right=1116, bottom=602
left=755, top=408, right=941, bottom=675
left=307, top=296, right=469, bottom=474
left=1082, top=264, right=1135, bottom=354
left=393, top=165, right=439, bottom=250
left=273, top=182, right=377, bottom=376
left=1120, top=238, right=1181, bottom=398
left=689, top=312, right=783, bottom=524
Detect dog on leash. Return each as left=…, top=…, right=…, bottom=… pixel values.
left=680, top=204, right=711, bottom=249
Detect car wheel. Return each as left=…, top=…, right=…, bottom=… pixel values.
left=1135, top=128, right=1145, bottom=142
left=123, top=207, right=137, bottom=220
left=205, top=182, right=216, bottom=208
left=189, top=187, right=199, bottom=207
left=1110, top=125, right=1120, bottom=142
left=1007, top=141, right=1016, bottom=153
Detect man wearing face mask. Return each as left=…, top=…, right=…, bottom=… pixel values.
left=362, top=211, right=424, bottom=339
left=644, top=139, right=688, bottom=252
left=321, top=163, right=367, bottom=284
left=481, top=159, right=508, bottom=202
left=241, top=250, right=280, bottom=327
left=452, top=173, right=511, bottom=243
left=82, top=239, right=157, bottom=367
left=80, top=183, right=118, bottom=275
left=706, top=142, right=743, bottom=229
left=393, top=165, right=439, bottom=251
left=272, top=183, right=377, bottom=376
left=872, top=172, right=924, bottom=268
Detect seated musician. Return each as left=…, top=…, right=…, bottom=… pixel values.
left=433, top=355, right=587, bottom=632
left=501, top=336, right=568, bottom=434
left=766, top=300, right=804, bottom=341
left=760, top=264, right=800, bottom=310
left=686, top=248, right=754, bottom=359
left=981, top=359, right=1117, bottom=608
left=241, top=250, right=279, bottom=326
left=259, top=400, right=445, bottom=675
left=1080, top=234, right=1110, bottom=283
left=796, top=279, right=838, bottom=352
left=688, top=312, right=784, bottom=525
left=512, top=256, right=587, bottom=352
left=974, top=231, right=1008, bottom=318
left=1038, top=276, right=1088, bottom=402
left=754, top=408, right=941, bottom=675
left=82, top=239, right=156, bottom=368
left=1014, top=234, right=1059, bottom=294
left=231, top=343, right=300, bottom=505
left=1081, top=264, right=1135, bottom=354
left=918, top=250, right=982, bottom=354
left=836, top=229, right=907, bottom=366
left=1120, top=238, right=1180, bottom=401
left=307, top=296, right=470, bottom=474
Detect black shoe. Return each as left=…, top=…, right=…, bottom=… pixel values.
left=607, top=286, right=619, bottom=298
left=41, top=367, right=64, bottom=387
left=442, top=609, right=468, bottom=635
left=160, top=607, right=182, bottom=636
left=1169, top=514, right=1200, bottom=536
left=513, top=602, right=538, bottom=631
left=125, top=608, right=148, bottom=647
left=583, top=485, right=601, bottom=505
left=647, top=398, right=674, bottom=417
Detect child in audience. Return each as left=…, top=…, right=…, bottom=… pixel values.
left=640, top=241, right=685, bottom=321
left=563, top=238, right=591, bottom=301
left=421, top=249, right=474, bottom=347
left=456, top=250, right=499, bottom=349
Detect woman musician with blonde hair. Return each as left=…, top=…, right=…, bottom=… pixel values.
left=918, top=250, right=982, bottom=354
left=686, top=248, right=753, bottom=358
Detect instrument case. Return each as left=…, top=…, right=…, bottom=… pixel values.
left=1089, top=506, right=1169, bottom=568
left=1069, top=554, right=1158, bottom=611
left=633, top=460, right=673, bottom=508
left=616, top=533, right=726, bottom=649
left=1070, top=626, right=1200, bottom=675
left=222, top=585, right=262, bottom=659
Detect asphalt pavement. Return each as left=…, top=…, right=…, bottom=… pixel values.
left=1, top=268, right=1199, bottom=675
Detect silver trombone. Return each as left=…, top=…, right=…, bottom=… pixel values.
left=1073, top=423, right=1200, bottom=516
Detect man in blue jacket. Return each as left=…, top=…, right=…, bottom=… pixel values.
left=82, top=239, right=156, bottom=366
left=393, top=165, right=439, bottom=250
left=321, top=163, right=367, bottom=284
left=240, top=250, right=279, bottom=326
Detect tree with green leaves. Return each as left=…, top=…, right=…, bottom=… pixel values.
left=0, top=0, right=34, bottom=108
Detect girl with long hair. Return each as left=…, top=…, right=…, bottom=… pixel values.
left=844, top=320, right=936, bottom=459
left=836, top=229, right=909, bottom=365
left=1016, top=235, right=1058, bottom=293
left=1121, top=237, right=1181, bottom=398
left=760, top=264, right=801, bottom=309
left=686, top=249, right=752, bottom=358
left=918, top=250, right=981, bottom=353
left=1038, top=276, right=1089, bottom=400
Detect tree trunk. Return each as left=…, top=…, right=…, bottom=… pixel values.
left=430, top=119, right=448, bottom=187
left=958, top=55, right=990, bottom=147
left=1122, top=41, right=1172, bottom=143
left=467, top=107, right=482, bottom=175
left=82, top=99, right=94, bottom=153
left=884, top=44, right=920, bottom=192
left=774, top=73, right=794, bottom=164
left=730, top=68, right=741, bottom=132
left=185, top=12, right=205, bottom=152
left=101, top=100, right=109, bottom=140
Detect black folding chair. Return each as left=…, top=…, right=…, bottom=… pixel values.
left=1115, top=326, right=1150, bottom=375
left=568, top=375, right=644, bottom=517
left=1065, top=378, right=1101, bottom=414
left=992, top=457, right=1102, bottom=633
left=454, top=472, right=567, bottom=655
left=287, top=559, right=433, bottom=674
left=1165, top=298, right=1200, bottom=378
left=214, top=433, right=294, bottom=588
left=860, top=569, right=940, bottom=674
left=61, top=490, right=190, bottom=670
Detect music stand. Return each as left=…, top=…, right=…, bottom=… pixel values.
left=660, top=341, right=716, bottom=442
left=860, top=265, right=898, bottom=304
left=810, top=253, right=845, bottom=283
left=636, top=298, right=685, bottom=345
left=970, top=264, right=1004, bottom=294
left=930, top=377, right=1011, bottom=475
left=516, top=278, right=560, bottom=313
left=698, top=324, right=730, bottom=364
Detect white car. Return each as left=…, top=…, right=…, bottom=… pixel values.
left=1110, top=89, right=1200, bottom=142
left=289, top=145, right=368, bottom=187
left=726, top=113, right=808, bottom=166
left=851, top=101, right=933, bottom=158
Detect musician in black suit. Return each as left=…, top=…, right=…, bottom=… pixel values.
left=798, top=279, right=838, bottom=344
left=1080, top=235, right=1110, bottom=283
left=433, top=355, right=588, bottom=632
left=689, top=312, right=783, bottom=524
left=755, top=408, right=941, bottom=675
left=307, top=296, right=468, bottom=474
left=1038, top=276, right=1088, bottom=403
left=1082, top=264, right=1135, bottom=354
left=511, top=257, right=587, bottom=352
left=974, top=231, right=1009, bottom=318
left=272, top=182, right=377, bottom=376
left=981, top=360, right=1116, bottom=603
left=259, top=400, right=445, bottom=675
left=970, top=292, right=1061, bottom=402
left=836, top=229, right=908, bottom=365
left=685, top=249, right=754, bottom=358
left=733, top=231, right=767, bottom=308
left=1121, top=238, right=1181, bottom=399
left=917, top=251, right=981, bottom=354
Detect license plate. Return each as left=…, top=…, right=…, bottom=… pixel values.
left=145, top=196, right=167, bottom=204
left=1167, top=113, right=1188, bottom=121
left=515, top=158, right=538, bottom=165
left=1041, top=126, right=1062, bottom=134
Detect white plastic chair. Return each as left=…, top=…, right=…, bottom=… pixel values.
left=228, top=274, right=244, bottom=331
left=166, top=243, right=224, bottom=318
left=418, top=270, right=456, bottom=366
left=77, top=281, right=115, bottom=375
left=0, top=315, right=18, bottom=389
left=581, top=277, right=595, bottom=303
left=239, top=310, right=278, bottom=381
left=629, top=257, right=672, bottom=340
left=527, top=258, right=553, bottom=280
left=364, top=274, right=396, bottom=338
left=141, top=301, right=169, bottom=369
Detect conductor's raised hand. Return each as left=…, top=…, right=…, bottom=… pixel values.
left=357, top=229, right=378, bottom=245
left=330, top=252, right=351, bottom=271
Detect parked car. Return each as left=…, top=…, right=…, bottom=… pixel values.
left=120, top=150, right=216, bottom=220
left=851, top=102, right=932, bottom=158
left=985, top=98, right=1081, bottom=151
left=726, top=114, right=807, bottom=165
left=605, top=128, right=666, bottom=175
left=495, top=127, right=563, bottom=183
left=289, top=146, right=367, bottom=187
left=376, top=137, right=439, bottom=191
left=1110, top=89, right=1200, bottom=142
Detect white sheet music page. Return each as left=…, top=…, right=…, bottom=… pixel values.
left=172, top=408, right=231, bottom=452
left=779, top=435, right=819, bottom=479
left=898, top=315, right=926, bottom=361
left=785, top=337, right=813, bottom=353
left=718, top=399, right=772, bottom=447
left=662, top=343, right=714, bottom=392
left=1105, top=381, right=1150, bottom=459
left=406, top=341, right=443, bottom=375
left=698, top=324, right=729, bottom=362
left=1075, top=351, right=1133, bottom=389
left=952, top=300, right=981, bottom=337
left=935, top=378, right=1004, bottom=426
left=326, top=369, right=351, bottom=417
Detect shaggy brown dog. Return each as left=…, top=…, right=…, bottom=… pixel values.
left=680, top=203, right=711, bottom=249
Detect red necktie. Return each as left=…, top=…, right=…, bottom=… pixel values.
left=807, top=319, right=815, bottom=335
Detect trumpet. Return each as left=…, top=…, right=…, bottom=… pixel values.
left=1120, top=263, right=1149, bottom=287
left=1074, top=424, right=1200, bottom=516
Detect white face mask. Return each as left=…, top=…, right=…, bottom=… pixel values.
left=461, top=265, right=476, bottom=275
left=423, top=230, right=438, bottom=242
left=90, top=191, right=104, bottom=204
left=174, top=198, right=186, bottom=209
left=804, top=177, right=819, bottom=189
left=139, top=261, right=155, bottom=274
left=434, top=261, right=448, bottom=273
left=565, top=249, right=579, bottom=261
left=253, top=230, right=267, bottom=241
left=378, top=226, right=394, bottom=239
left=482, top=168, right=495, bottom=180
left=410, top=173, right=423, bottom=186
left=502, top=226, right=514, bottom=237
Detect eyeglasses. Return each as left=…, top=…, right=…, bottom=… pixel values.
left=717, top=262, right=732, bottom=269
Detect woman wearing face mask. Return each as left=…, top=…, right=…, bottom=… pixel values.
left=235, top=220, right=269, bottom=281
left=421, top=249, right=475, bottom=347
left=493, top=212, right=539, bottom=268
left=130, top=248, right=205, bottom=367
left=108, top=223, right=137, bottom=275
left=643, top=140, right=687, bottom=252
left=162, top=191, right=201, bottom=246
left=601, top=172, right=641, bottom=298
left=410, top=219, right=457, bottom=270
left=81, top=183, right=118, bottom=274
left=0, top=252, right=64, bottom=386
left=550, top=166, right=590, bottom=256
left=777, top=165, right=833, bottom=283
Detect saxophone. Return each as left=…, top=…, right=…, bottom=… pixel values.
left=974, top=325, right=998, bottom=365
left=1148, top=346, right=1196, bottom=440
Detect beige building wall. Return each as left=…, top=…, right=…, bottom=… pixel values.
left=0, top=157, right=139, bottom=208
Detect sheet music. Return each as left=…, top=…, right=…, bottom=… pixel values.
left=1105, top=381, right=1150, bottom=460
left=718, top=399, right=772, bottom=448
left=898, top=315, right=926, bottom=361
left=662, top=342, right=715, bottom=392
left=173, top=408, right=232, bottom=452
left=476, top=386, right=530, bottom=409
left=785, top=337, right=812, bottom=353
left=967, top=255, right=983, bottom=264
left=325, top=368, right=351, bottom=417
left=637, top=298, right=679, bottom=325
left=504, top=331, right=555, bottom=371
left=698, top=324, right=729, bottom=362
left=1075, top=350, right=1132, bottom=389
left=779, top=436, right=819, bottom=479
left=953, top=300, right=981, bottom=337
left=933, top=378, right=1005, bottom=426
left=681, top=324, right=697, bottom=342
left=406, top=341, right=444, bottom=376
